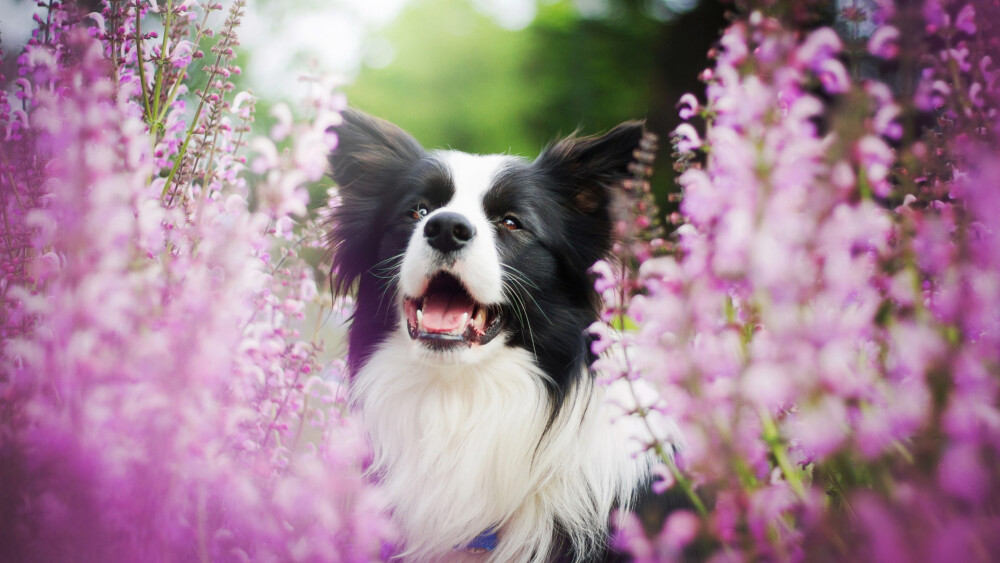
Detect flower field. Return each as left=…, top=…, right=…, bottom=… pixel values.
left=1, top=0, right=998, bottom=561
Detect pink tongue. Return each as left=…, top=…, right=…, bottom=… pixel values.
left=422, top=293, right=473, bottom=333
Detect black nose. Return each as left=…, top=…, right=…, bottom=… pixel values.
left=424, top=212, right=475, bottom=253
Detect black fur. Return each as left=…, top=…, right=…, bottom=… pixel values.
left=327, top=109, right=644, bottom=411
left=327, top=110, right=441, bottom=373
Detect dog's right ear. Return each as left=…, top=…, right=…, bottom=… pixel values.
left=326, top=109, right=424, bottom=295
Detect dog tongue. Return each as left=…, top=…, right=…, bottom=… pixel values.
left=422, top=292, right=473, bottom=333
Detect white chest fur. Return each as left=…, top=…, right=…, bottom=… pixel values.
left=351, top=333, right=653, bottom=562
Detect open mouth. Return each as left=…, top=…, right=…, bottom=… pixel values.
left=403, top=272, right=504, bottom=349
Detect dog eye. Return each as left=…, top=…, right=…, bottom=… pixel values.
left=410, top=203, right=429, bottom=220
left=501, top=215, right=521, bottom=231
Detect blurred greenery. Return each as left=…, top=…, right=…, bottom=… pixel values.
left=347, top=0, right=656, bottom=155
left=120, top=0, right=726, bottom=220
left=1, top=0, right=727, bottom=220
left=345, top=0, right=727, bottom=220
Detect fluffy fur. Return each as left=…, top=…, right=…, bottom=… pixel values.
left=327, top=109, right=657, bottom=562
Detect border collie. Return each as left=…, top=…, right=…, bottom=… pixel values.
left=327, top=110, right=659, bottom=562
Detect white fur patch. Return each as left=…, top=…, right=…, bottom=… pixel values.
left=356, top=149, right=661, bottom=561
left=399, top=151, right=515, bottom=307
left=352, top=331, right=654, bottom=562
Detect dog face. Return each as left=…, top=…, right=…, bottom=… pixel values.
left=396, top=152, right=510, bottom=362
left=327, top=110, right=643, bottom=388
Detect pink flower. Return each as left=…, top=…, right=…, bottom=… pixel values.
left=797, top=28, right=843, bottom=69
left=650, top=463, right=676, bottom=494
left=1, top=5, right=392, bottom=561
left=785, top=397, right=849, bottom=460
left=660, top=511, right=699, bottom=553
left=677, top=93, right=700, bottom=120
left=868, top=25, right=900, bottom=59
left=817, top=58, right=851, bottom=94
left=673, top=123, right=703, bottom=152
left=853, top=494, right=914, bottom=563
left=717, top=23, right=748, bottom=67
left=873, top=103, right=903, bottom=139
left=955, top=4, right=976, bottom=35
left=938, top=443, right=989, bottom=504
left=855, top=135, right=894, bottom=197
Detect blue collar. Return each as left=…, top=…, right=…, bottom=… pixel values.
left=463, top=528, right=498, bottom=552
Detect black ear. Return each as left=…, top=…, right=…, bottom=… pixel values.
left=326, top=109, right=424, bottom=295
left=535, top=121, right=646, bottom=217
left=534, top=121, right=645, bottom=273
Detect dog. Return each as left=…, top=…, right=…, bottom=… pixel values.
left=326, top=109, right=662, bottom=562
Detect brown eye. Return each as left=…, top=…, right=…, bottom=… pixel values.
left=501, top=215, right=521, bottom=231
left=410, top=203, right=429, bottom=220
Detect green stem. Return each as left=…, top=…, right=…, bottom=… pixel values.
left=150, top=0, right=174, bottom=123
left=161, top=30, right=232, bottom=199
left=201, top=118, right=222, bottom=198
left=658, top=440, right=709, bottom=516
left=154, top=5, right=215, bottom=126
left=619, top=279, right=708, bottom=516
left=758, top=406, right=807, bottom=499
left=134, top=2, right=152, bottom=121
left=162, top=89, right=219, bottom=200
left=162, top=131, right=194, bottom=199
left=857, top=166, right=872, bottom=201
left=621, top=361, right=708, bottom=515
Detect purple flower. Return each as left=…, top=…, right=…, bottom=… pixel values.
left=606, top=2, right=1000, bottom=560
left=660, top=511, right=699, bottom=554
left=677, top=93, right=700, bottom=120
left=873, top=103, right=903, bottom=139
left=955, top=4, right=977, bottom=35
left=868, top=25, right=900, bottom=59
left=673, top=123, right=703, bottom=153
left=938, top=443, right=989, bottom=504
left=855, top=135, right=894, bottom=197
left=170, top=39, right=195, bottom=68
left=816, top=58, right=850, bottom=94
left=1, top=5, right=393, bottom=561
left=796, top=28, right=843, bottom=69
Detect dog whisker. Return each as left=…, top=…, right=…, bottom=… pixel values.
left=501, top=264, right=541, bottom=291
left=502, top=280, right=539, bottom=361
left=502, top=273, right=552, bottom=326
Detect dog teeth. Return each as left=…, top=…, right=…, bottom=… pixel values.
left=474, top=308, right=487, bottom=328
left=416, top=308, right=424, bottom=332
left=459, top=312, right=469, bottom=330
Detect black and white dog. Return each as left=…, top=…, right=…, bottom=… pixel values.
left=327, top=110, right=660, bottom=561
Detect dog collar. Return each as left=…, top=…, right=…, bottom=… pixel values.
left=463, top=528, right=498, bottom=553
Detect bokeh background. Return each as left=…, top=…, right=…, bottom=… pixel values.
left=2, top=0, right=733, bottom=215
left=5, top=1, right=1000, bottom=559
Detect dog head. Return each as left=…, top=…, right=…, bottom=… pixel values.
left=327, top=109, right=644, bottom=387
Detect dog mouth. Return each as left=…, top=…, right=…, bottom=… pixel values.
left=403, top=272, right=504, bottom=349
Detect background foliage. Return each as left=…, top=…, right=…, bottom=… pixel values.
left=346, top=0, right=727, bottom=215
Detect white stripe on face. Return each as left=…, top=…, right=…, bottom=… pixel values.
left=399, top=151, right=517, bottom=305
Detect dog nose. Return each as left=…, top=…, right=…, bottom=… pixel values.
left=424, top=212, right=475, bottom=253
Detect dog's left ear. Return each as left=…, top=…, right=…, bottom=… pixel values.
left=326, top=109, right=425, bottom=297
left=535, top=121, right=645, bottom=273
left=535, top=121, right=646, bottom=217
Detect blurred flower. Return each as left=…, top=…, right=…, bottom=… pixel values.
left=0, top=3, right=391, bottom=561
left=607, top=1, right=1000, bottom=561
left=868, top=25, right=900, bottom=59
